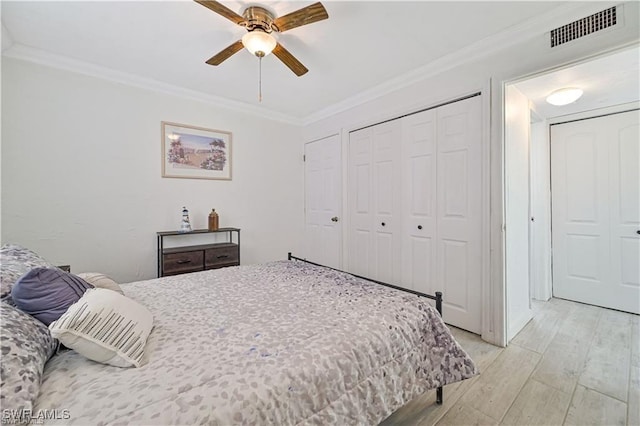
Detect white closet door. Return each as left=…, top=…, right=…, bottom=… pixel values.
left=372, top=120, right=402, bottom=284
left=348, top=120, right=402, bottom=282
left=436, top=97, right=483, bottom=333
left=304, top=135, right=342, bottom=269
left=348, top=97, right=483, bottom=332
left=348, top=128, right=374, bottom=277
left=401, top=109, right=437, bottom=295
left=551, top=110, right=639, bottom=314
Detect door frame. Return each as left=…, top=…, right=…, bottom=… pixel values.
left=502, top=65, right=639, bottom=344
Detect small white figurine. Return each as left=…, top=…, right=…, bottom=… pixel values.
left=180, top=206, right=192, bottom=233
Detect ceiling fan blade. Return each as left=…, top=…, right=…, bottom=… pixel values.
left=194, top=1, right=245, bottom=25
left=205, top=40, right=244, bottom=66
left=272, top=2, right=328, bottom=33
left=273, top=43, right=308, bottom=76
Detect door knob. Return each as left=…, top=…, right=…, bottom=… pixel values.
left=418, top=225, right=423, bottom=230
left=331, top=217, right=339, bottom=222
left=381, top=222, right=386, bottom=227
left=637, top=230, right=640, bottom=235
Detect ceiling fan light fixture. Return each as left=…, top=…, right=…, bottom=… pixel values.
left=242, top=30, right=276, bottom=57
left=546, top=87, right=584, bottom=106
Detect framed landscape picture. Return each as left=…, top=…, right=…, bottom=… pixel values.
left=161, top=121, right=232, bottom=180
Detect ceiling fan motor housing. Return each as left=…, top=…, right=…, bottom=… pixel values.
left=242, top=6, right=276, bottom=33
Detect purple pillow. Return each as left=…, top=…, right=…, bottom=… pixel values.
left=10, top=268, right=94, bottom=325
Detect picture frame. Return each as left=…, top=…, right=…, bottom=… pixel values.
left=161, top=121, right=232, bottom=180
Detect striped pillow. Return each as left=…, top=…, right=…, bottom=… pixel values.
left=49, top=288, right=153, bottom=368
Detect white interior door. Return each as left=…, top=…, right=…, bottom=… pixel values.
left=504, top=85, right=533, bottom=341
left=304, top=135, right=342, bottom=269
left=436, top=96, right=483, bottom=333
left=349, top=97, right=483, bottom=333
left=348, top=127, right=374, bottom=277
left=372, top=120, right=402, bottom=284
left=610, top=112, right=640, bottom=312
left=551, top=109, right=640, bottom=314
left=401, top=109, right=437, bottom=295
left=348, top=120, right=402, bottom=282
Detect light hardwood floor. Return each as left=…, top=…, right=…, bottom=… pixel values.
left=383, top=297, right=639, bottom=425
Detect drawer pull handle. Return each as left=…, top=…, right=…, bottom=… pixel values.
left=217, top=255, right=229, bottom=259
left=418, top=225, right=423, bottom=230
left=176, top=259, right=192, bottom=264
left=381, top=222, right=386, bottom=227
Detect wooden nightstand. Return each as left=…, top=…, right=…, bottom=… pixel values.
left=156, top=228, right=240, bottom=277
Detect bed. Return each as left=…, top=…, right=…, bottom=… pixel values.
left=1, top=245, right=478, bottom=425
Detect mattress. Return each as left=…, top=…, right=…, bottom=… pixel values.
left=35, top=260, right=477, bottom=425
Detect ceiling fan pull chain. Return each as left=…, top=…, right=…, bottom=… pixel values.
left=259, top=55, right=263, bottom=102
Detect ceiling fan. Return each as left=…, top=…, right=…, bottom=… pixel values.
left=195, top=1, right=329, bottom=77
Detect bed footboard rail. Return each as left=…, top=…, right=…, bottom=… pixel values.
left=287, top=253, right=443, bottom=316
left=288, top=252, right=445, bottom=405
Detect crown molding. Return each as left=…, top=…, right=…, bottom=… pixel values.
left=2, top=2, right=621, bottom=128
left=2, top=43, right=303, bottom=126
left=302, top=1, right=620, bottom=125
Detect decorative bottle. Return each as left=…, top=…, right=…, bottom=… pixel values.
left=180, top=207, right=192, bottom=233
left=208, top=209, right=219, bottom=231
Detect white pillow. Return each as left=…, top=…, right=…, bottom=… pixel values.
left=49, top=288, right=153, bottom=368
left=76, top=272, right=124, bottom=295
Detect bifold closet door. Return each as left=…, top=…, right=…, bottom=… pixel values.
left=435, top=97, right=483, bottom=333
left=401, top=97, right=482, bottom=332
left=401, top=109, right=437, bottom=296
left=348, top=120, right=402, bottom=283
left=348, top=96, right=482, bottom=332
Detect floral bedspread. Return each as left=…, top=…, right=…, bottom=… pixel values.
left=36, top=261, right=477, bottom=425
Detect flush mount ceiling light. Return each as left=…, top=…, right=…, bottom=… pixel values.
left=546, top=87, right=584, bottom=106
left=241, top=30, right=276, bottom=57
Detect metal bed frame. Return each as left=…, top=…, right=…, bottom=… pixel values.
left=287, top=253, right=444, bottom=405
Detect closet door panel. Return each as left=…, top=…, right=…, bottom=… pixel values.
left=372, top=121, right=402, bottom=284
left=436, top=96, right=482, bottom=333
left=401, top=109, right=437, bottom=294
left=348, top=128, right=374, bottom=277
left=348, top=96, right=484, bottom=333
left=442, top=239, right=469, bottom=305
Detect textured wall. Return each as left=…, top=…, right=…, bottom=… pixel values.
left=1, top=58, right=304, bottom=283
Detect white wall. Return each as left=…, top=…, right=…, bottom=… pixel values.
left=505, top=85, right=533, bottom=342
left=1, top=58, right=304, bottom=283
left=303, top=2, right=639, bottom=346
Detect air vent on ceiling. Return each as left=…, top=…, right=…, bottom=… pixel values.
left=550, top=6, right=617, bottom=47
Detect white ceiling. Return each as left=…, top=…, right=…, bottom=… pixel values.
left=2, top=1, right=635, bottom=122
left=514, top=46, right=640, bottom=119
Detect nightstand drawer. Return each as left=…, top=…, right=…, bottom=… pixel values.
left=157, top=228, right=240, bottom=277
left=205, top=244, right=239, bottom=268
left=163, top=250, right=204, bottom=275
